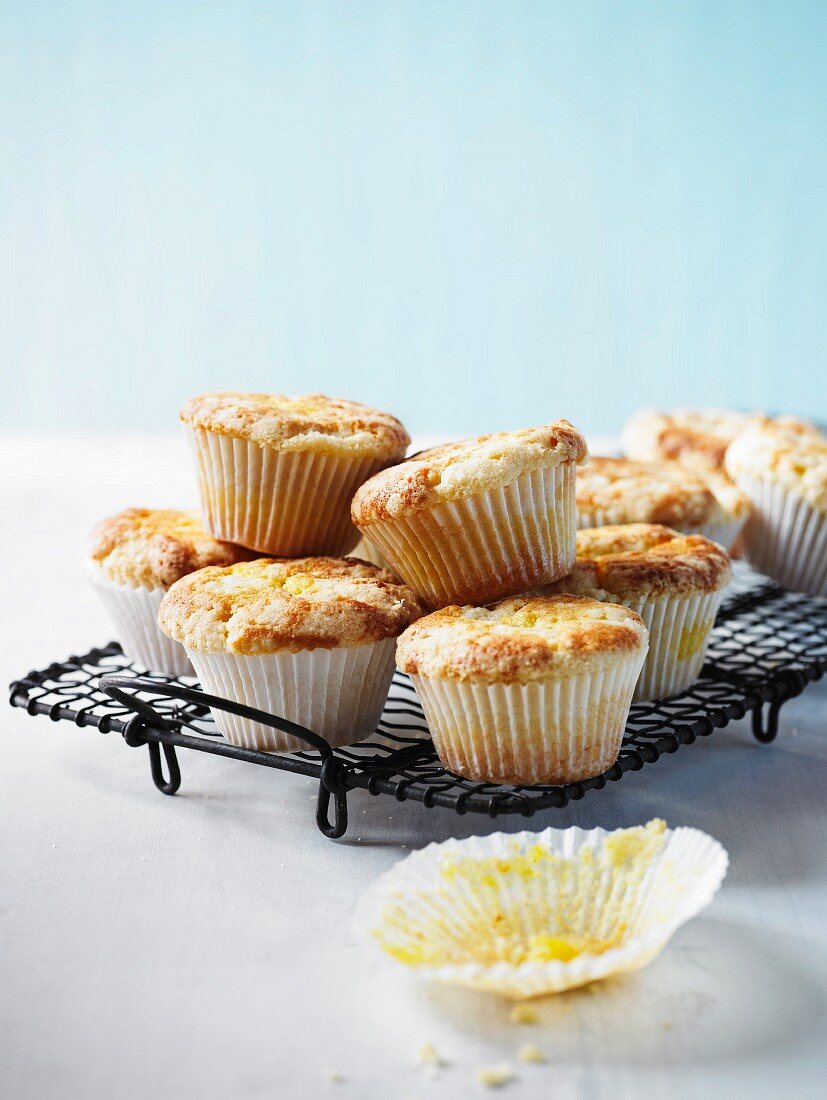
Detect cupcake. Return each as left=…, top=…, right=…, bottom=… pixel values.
left=621, top=407, right=817, bottom=474
left=395, top=594, right=648, bottom=785
left=158, top=557, right=422, bottom=752
left=576, top=456, right=748, bottom=551
left=352, top=422, right=588, bottom=608
left=725, top=421, right=827, bottom=595
left=180, top=392, right=410, bottom=556
left=542, top=525, right=731, bottom=701
left=88, top=508, right=254, bottom=676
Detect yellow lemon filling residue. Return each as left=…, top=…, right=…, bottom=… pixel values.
left=282, top=574, right=317, bottom=596
left=676, top=619, right=713, bottom=660
left=373, top=820, right=668, bottom=969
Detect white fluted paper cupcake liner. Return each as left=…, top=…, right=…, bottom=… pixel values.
left=357, top=461, right=577, bottom=608
left=691, top=517, right=746, bottom=553
left=355, top=822, right=728, bottom=999
left=619, top=588, right=726, bottom=701
left=87, top=567, right=192, bottom=677
left=186, top=427, right=384, bottom=557
left=350, top=534, right=393, bottom=573
left=185, top=638, right=397, bottom=752
left=408, top=648, right=646, bottom=786
left=731, top=473, right=827, bottom=595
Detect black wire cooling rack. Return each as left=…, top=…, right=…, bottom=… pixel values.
left=9, top=568, right=827, bottom=838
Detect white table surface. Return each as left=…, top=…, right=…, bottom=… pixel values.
left=2, top=433, right=826, bottom=1100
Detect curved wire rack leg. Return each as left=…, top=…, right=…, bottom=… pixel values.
left=101, top=674, right=350, bottom=837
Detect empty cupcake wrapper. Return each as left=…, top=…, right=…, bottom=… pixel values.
left=185, top=638, right=397, bottom=752
left=356, top=822, right=728, bottom=999
left=186, top=427, right=385, bottom=557
left=357, top=461, right=578, bottom=608
left=87, top=569, right=193, bottom=678
left=408, top=648, right=647, bottom=786
left=732, top=473, right=827, bottom=596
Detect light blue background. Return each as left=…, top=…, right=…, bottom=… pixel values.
left=2, top=1, right=825, bottom=439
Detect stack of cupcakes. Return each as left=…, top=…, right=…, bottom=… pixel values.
left=90, top=394, right=827, bottom=793
left=88, top=399, right=654, bottom=788
left=352, top=422, right=652, bottom=786
left=89, top=394, right=422, bottom=752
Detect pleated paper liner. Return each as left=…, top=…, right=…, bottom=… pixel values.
left=186, top=426, right=385, bottom=557
left=357, top=820, right=728, bottom=999
left=407, top=649, right=646, bottom=786
left=87, top=567, right=193, bottom=678
left=350, top=534, right=394, bottom=573
left=692, top=516, right=747, bottom=553
left=733, top=473, right=827, bottom=596
left=621, top=587, right=727, bottom=702
left=185, top=638, right=397, bottom=752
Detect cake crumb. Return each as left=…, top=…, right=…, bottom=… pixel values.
left=416, top=1041, right=445, bottom=1067
left=518, top=1042, right=546, bottom=1064
left=475, top=1063, right=514, bottom=1088
left=509, top=1003, right=539, bottom=1025
left=323, top=1069, right=344, bottom=1084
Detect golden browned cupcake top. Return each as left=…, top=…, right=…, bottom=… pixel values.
left=351, top=421, right=587, bottom=525
left=621, top=409, right=755, bottom=472
left=396, top=595, right=647, bottom=684
left=89, top=508, right=255, bottom=589
left=158, top=557, right=423, bottom=655
left=726, top=421, right=827, bottom=513
left=575, top=456, right=739, bottom=529
left=622, top=408, right=818, bottom=473
left=180, top=392, right=410, bottom=457
left=543, top=524, right=731, bottom=600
